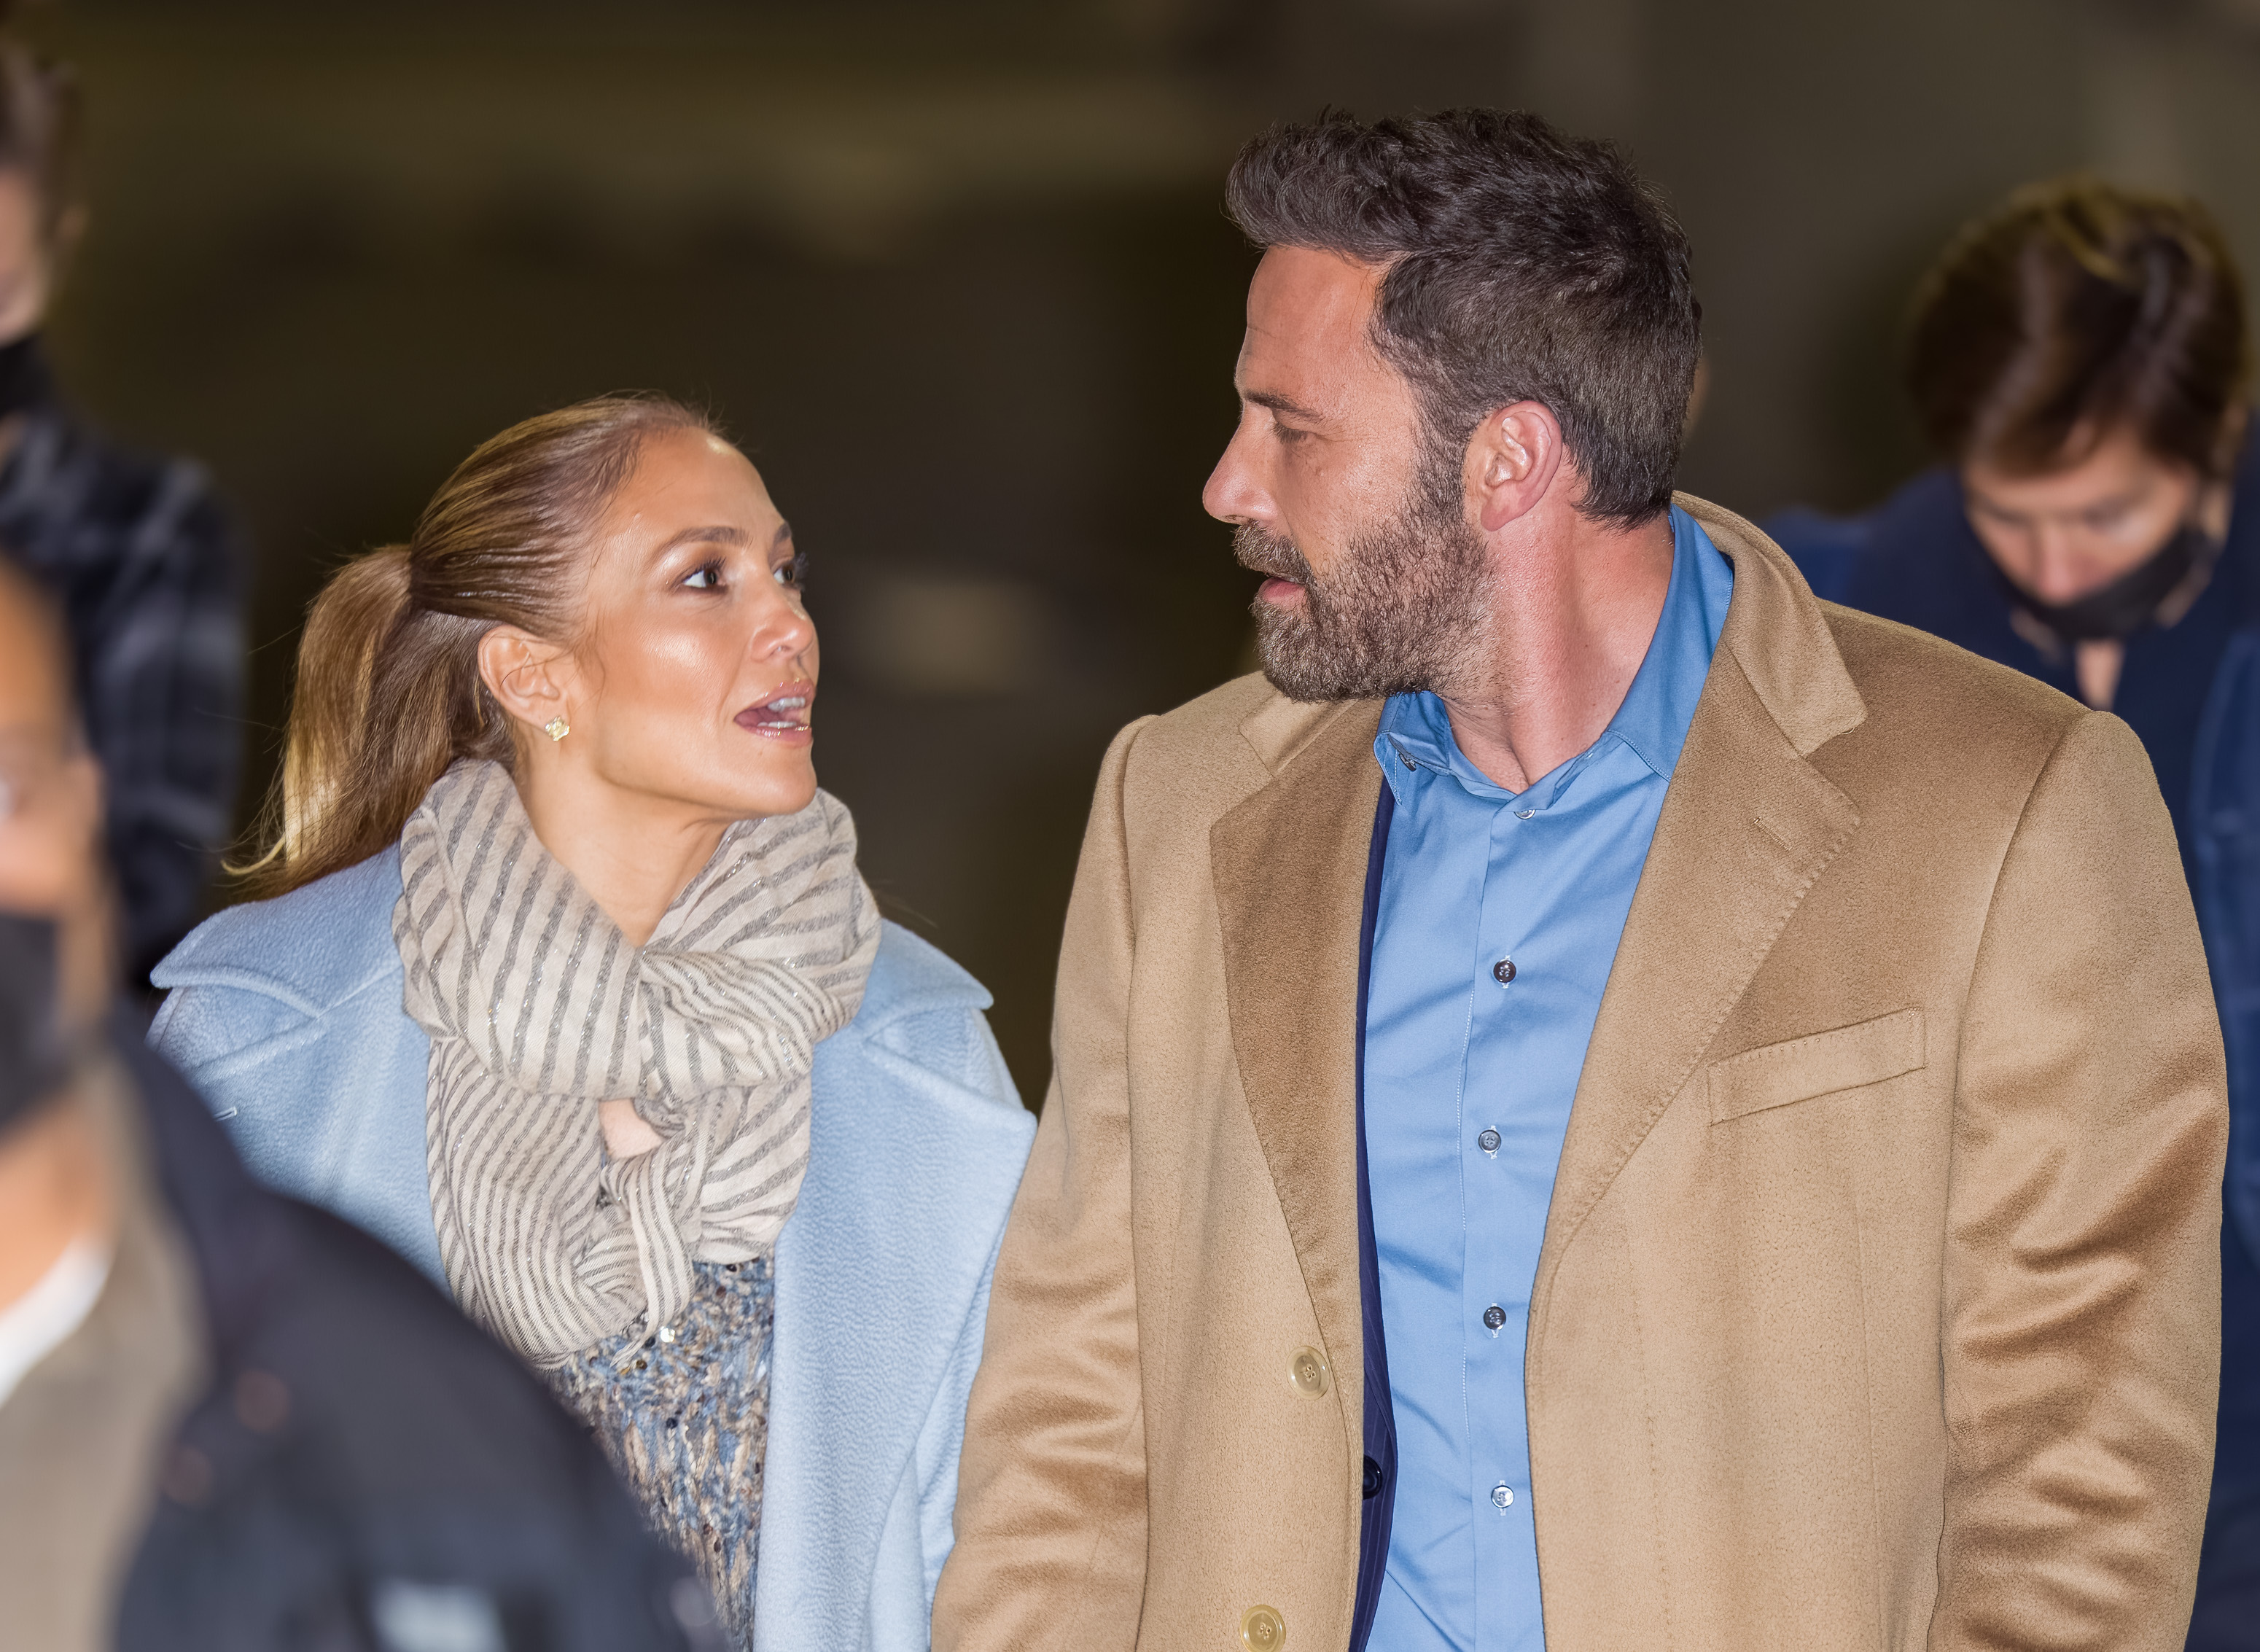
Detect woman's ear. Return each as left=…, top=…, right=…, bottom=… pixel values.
left=477, top=626, right=573, bottom=735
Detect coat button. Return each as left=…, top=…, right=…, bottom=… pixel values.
left=1492, top=958, right=1516, bottom=986
left=1241, top=1604, right=1287, bottom=1651
left=1492, top=1482, right=1516, bottom=1511
left=1476, top=1127, right=1501, bottom=1155
left=1288, top=1346, right=1330, bottom=1398
left=1363, top=1454, right=1384, bottom=1498
left=1482, top=1304, right=1507, bottom=1332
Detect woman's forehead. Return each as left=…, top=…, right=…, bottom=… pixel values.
left=603, top=429, right=780, bottom=545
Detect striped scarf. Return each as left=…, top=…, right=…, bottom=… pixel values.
left=393, top=760, right=878, bottom=1368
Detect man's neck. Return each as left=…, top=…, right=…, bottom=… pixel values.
left=1434, top=508, right=1677, bottom=792
left=0, top=1092, right=114, bottom=1314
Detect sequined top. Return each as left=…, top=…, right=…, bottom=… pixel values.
left=547, top=1255, right=775, bottom=1651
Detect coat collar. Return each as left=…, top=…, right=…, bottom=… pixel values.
left=1209, top=494, right=1866, bottom=1407
left=1530, top=495, right=1865, bottom=1367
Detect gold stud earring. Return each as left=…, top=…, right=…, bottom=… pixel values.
left=544, top=716, right=570, bottom=742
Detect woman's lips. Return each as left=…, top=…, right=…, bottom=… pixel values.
left=735, top=689, right=813, bottom=743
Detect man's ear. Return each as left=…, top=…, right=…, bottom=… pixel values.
left=1465, top=400, right=1567, bottom=534
left=477, top=626, right=573, bottom=733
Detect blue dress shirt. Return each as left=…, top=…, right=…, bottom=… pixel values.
left=1363, top=506, right=1732, bottom=1649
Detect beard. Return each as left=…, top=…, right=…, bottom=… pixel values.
left=1235, top=461, right=1492, bottom=703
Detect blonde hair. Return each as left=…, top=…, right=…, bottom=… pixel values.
left=238, top=394, right=717, bottom=899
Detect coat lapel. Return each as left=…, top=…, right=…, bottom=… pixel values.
left=1531, top=498, right=1866, bottom=1329
left=1212, top=696, right=1386, bottom=1400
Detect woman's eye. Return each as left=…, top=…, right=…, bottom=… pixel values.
left=774, top=553, right=808, bottom=590
left=682, top=561, right=724, bottom=591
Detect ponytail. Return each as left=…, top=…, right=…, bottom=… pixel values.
left=235, top=394, right=717, bottom=900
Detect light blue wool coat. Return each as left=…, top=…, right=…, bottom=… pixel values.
left=148, top=846, right=1034, bottom=1652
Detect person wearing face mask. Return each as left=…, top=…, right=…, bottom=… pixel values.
left=1765, top=175, right=2259, bottom=1648
left=0, top=557, right=716, bottom=1651
left=149, top=395, right=1036, bottom=1652
left=0, top=30, right=245, bottom=988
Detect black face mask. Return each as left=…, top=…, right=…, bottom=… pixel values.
left=0, top=911, right=71, bottom=1137
left=0, top=330, right=54, bottom=421
left=1997, top=521, right=2216, bottom=644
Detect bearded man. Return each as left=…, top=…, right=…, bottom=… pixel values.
left=932, top=111, right=2227, bottom=1652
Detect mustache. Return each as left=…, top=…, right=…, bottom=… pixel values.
left=1233, top=523, right=1316, bottom=585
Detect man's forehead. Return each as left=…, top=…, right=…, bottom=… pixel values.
left=1237, top=245, right=1390, bottom=400
left=1965, top=427, right=2179, bottom=515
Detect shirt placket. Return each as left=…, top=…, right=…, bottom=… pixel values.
left=1464, top=792, right=1540, bottom=1645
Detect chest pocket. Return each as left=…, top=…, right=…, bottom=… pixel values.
left=1707, top=1008, right=1926, bottom=1124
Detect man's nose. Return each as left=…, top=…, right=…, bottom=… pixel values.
left=2028, top=526, right=2106, bottom=604
left=1202, top=419, right=1269, bottom=526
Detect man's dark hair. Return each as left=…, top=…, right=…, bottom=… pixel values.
left=1907, top=176, right=2251, bottom=479
left=1225, top=108, right=1700, bottom=526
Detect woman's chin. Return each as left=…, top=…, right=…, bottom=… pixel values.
left=724, top=758, right=820, bottom=822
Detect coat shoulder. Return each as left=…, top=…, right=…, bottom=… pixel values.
left=1820, top=601, right=2087, bottom=765
left=1112, top=671, right=1379, bottom=833
left=148, top=851, right=408, bottom=1081
left=153, top=849, right=402, bottom=1010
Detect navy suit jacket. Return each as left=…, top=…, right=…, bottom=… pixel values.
left=1353, top=783, right=1398, bottom=1651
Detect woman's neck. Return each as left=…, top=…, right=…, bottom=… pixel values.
left=511, top=764, right=730, bottom=948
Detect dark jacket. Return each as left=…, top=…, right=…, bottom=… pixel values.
left=1767, top=429, right=2260, bottom=1258
left=109, top=1021, right=717, bottom=1652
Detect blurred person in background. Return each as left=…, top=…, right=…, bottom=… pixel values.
left=1766, top=177, right=2260, bottom=1646
left=0, top=556, right=714, bottom=1652
left=150, top=395, right=1034, bottom=1652
left=0, top=25, right=245, bottom=989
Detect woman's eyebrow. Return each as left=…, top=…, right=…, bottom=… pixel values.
left=652, top=524, right=751, bottom=557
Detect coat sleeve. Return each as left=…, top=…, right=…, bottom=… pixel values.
left=932, top=718, right=1154, bottom=1651
left=1939, top=709, right=2226, bottom=1647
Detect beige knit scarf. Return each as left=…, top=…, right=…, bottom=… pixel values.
left=393, top=760, right=878, bottom=1369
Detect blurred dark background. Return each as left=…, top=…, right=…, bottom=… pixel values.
left=25, top=0, right=2260, bottom=1102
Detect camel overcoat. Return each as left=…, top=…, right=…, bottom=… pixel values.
left=932, top=496, right=2228, bottom=1651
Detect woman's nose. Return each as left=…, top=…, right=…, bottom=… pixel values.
left=753, top=586, right=816, bottom=659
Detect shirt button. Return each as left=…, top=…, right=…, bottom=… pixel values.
left=1492, top=1483, right=1516, bottom=1511
left=1492, top=958, right=1516, bottom=986
left=1241, top=1605, right=1287, bottom=1651
left=1515, top=809, right=1534, bottom=819
left=1400, top=752, right=1416, bottom=770
left=1482, top=1304, right=1507, bottom=1332
left=1477, top=1127, right=1501, bottom=1155
left=1288, top=1345, right=1331, bottom=1398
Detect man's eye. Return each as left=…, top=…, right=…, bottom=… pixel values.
left=683, top=561, right=723, bottom=591
left=1274, top=424, right=1310, bottom=445
left=774, top=553, right=808, bottom=590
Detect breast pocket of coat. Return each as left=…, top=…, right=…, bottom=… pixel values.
left=1706, top=1008, right=1927, bottom=1125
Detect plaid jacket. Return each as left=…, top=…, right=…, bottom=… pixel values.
left=0, top=397, right=244, bottom=982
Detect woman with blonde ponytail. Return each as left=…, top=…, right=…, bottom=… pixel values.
left=147, top=396, right=1034, bottom=1652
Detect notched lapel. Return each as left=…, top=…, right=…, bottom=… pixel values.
left=1531, top=653, right=1860, bottom=1351
left=1211, top=697, right=1384, bottom=1396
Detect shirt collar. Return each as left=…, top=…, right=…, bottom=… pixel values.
left=1376, top=504, right=1734, bottom=801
